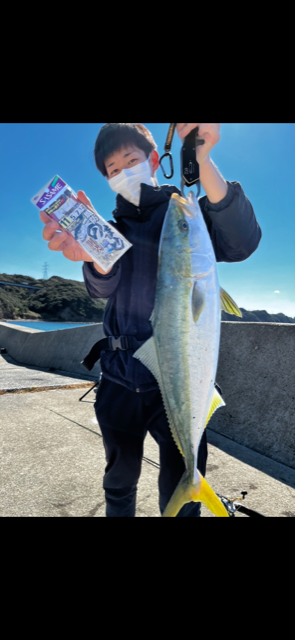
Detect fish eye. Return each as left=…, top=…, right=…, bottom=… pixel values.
left=178, top=220, right=189, bottom=232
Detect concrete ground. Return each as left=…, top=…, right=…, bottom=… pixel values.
left=0, top=352, right=96, bottom=393
left=1, top=355, right=295, bottom=517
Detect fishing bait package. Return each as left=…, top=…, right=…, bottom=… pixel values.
left=32, top=175, right=132, bottom=271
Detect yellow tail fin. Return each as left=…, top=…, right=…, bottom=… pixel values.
left=163, top=473, right=229, bottom=518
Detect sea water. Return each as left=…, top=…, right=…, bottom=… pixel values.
left=6, top=321, right=96, bottom=332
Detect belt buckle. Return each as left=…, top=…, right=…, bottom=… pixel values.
left=109, top=336, right=128, bottom=351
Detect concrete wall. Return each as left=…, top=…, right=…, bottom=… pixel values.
left=210, top=322, right=295, bottom=469
left=0, top=322, right=104, bottom=379
left=1, top=321, right=295, bottom=469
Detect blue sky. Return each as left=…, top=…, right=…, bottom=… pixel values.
left=0, top=123, right=294, bottom=316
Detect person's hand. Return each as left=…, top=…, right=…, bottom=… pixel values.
left=176, top=123, right=221, bottom=166
left=40, top=191, right=96, bottom=264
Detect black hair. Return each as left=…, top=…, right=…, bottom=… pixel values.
left=94, top=123, right=157, bottom=177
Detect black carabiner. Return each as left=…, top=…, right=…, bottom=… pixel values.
left=160, top=152, right=174, bottom=180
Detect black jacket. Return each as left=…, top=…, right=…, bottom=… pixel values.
left=83, top=182, right=262, bottom=392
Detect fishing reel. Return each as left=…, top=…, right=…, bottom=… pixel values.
left=217, top=492, right=266, bottom=517
left=159, top=123, right=205, bottom=196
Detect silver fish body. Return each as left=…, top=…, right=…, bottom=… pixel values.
left=134, top=193, right=238, bottom=517
left=153, top=193, right=221, bottom=478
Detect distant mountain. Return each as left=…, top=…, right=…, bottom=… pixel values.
left=222, top=308, right=295, bottom=324
left=0, top=274, right=294, bottom=324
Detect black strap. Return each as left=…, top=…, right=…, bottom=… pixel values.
left=164, top=123, right=177, bottom=153
left=81, top=336, right=146, bottom=372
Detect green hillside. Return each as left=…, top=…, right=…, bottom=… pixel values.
left=0, top=274, right=107, bottom=322
left=0, top=273, right=294, bottom=324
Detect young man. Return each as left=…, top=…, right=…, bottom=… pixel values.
left=41, top=123, right=262, bottom=517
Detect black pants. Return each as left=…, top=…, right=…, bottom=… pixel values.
left=94, top=376, right=208, bottom=518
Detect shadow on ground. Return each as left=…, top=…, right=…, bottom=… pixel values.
left=207, top=428, right=295, bottom=491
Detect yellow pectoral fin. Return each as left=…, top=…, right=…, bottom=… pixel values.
left=220, top=287, right=243, bottom=317
left=205, top=388, right=226, bottom=429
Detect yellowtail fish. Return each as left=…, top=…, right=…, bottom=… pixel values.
left=133, top=193, right=242, bottom=517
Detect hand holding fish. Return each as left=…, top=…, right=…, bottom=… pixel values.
left=177, top=124, right=227, bottom=204
left=176, top=123, right=221, bottom=166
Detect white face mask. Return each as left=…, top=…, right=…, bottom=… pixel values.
left=108, top=156, right=158, bottom=206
